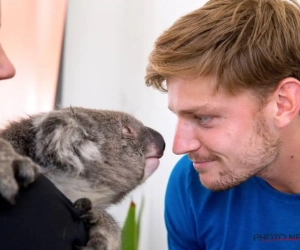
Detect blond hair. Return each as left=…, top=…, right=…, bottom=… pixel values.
left=145, top=0, right=300, bottom=99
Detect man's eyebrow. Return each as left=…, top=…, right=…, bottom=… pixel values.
left=168, top=104, right=220, bottom=114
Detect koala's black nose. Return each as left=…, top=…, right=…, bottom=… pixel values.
left=146, top=127, right=166, bottom=157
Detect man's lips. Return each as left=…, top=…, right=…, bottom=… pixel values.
left=193, top=160, right=216, bottom=170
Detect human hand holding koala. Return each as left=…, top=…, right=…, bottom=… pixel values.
left=0, top=107, right=165, bottom=250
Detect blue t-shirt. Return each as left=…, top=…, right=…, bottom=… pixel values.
left=165, top=155, right=300, bottom=250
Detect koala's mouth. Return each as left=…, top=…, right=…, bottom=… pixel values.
left=143, top=137, right=165, bottom=180
left=144, top=157, right=160, bottom=180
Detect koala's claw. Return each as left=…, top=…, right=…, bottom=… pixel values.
left=0, top=139, right=40, bottom=204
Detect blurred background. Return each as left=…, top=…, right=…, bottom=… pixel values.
left=0, top=0, right=208, bottom=249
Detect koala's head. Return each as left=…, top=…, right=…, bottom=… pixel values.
left=33, top=107, right=165, bottom=205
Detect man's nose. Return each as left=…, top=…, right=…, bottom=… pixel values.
left=0, top=44, right=16, bottom=80
left=172, top=119, right=201, bottom=155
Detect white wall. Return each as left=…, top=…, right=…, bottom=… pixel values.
left=61, top=1, right=207, bottom=249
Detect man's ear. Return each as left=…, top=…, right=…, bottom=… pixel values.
left=273, top=77, right=300, bottom=128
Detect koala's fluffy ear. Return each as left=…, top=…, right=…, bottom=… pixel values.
left=33, top=109, right=100, bottom=174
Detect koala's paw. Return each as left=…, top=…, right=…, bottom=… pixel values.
left=79, top=233, right=120, bottom=250
left=77, top=234, right=110, bottom=250
left=75, top=206, right=120, bottom=250
left=0, top=139, right=40, bottom=204
left=13, top=156, right=40, bottom=187
left=74, top=198, right=93, bottom=214
left=74, top=198, right=95, bottom=228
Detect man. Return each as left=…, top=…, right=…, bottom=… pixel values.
left=146, top=0, right=300, bottom=249
left=0, top=4, right=88, bottom=250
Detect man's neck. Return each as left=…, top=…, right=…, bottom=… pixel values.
left=258, top=133, right=300, bottom=194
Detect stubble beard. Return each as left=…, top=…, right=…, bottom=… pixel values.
left=193, top=114, right=281, bottom=191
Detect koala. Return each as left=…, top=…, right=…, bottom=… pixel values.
left=0, top=107, right=165, bottom=250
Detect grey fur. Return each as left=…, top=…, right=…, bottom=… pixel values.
left=0, top=139, right=39, bottom=204
left=0, top=107, right=165, bottom=250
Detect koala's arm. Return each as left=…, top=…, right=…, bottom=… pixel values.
left=85, top=211, right=120, bottom=250
left=74, top=198, right=120, bottom=250
left=0, top=138, right=39, bottom=204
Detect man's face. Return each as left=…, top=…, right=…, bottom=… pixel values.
left=0, top=0, right=16, bottom=80
left=167, top=76, right=281, bottom=191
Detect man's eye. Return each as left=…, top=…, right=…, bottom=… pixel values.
left=196, top=116, right=212, bottom=125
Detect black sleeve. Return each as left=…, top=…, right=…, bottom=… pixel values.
left=0, top=174, right=89, bottom=250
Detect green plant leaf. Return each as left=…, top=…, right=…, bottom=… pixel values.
left=121, top=201, right=137, bottom=250
left=136, top=196, right=145, bottom=248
